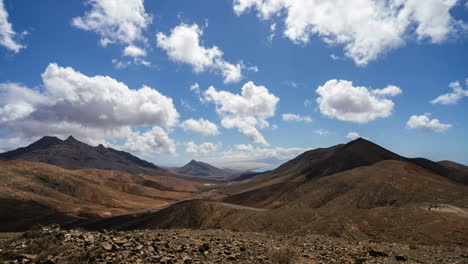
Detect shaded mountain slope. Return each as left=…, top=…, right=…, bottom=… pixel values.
left=0, top=136, right=202, bottom=181
left=0, top=198, right=79, bottom=232
left=78, top=200, right=255, bottom=231
left=437, top=160, right=468, bottom=184
left=173, top=160, right=233, bottom=180
left=0, top=159, right=203, bottom=231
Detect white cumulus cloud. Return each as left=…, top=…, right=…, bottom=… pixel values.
left=73, top=0, right=152, bottom=47
left=123, top=45, right=147, bottom=57
left=156, top=23, right=243, bottom=83
left=232, top=0, right=465, bottom=66
left=72, top=0, right=152, bottom=66
left=406, top=114, right=452, bottom=133
left=185, top=141, right=221, bottom=156
left=282, top=113, right=312, bottom=123
left=204, top=81, right=279, bottom=145
left=120, top=126, right=176, bottom=155
left=0, top=0, right=24, bottom=52
left=316, top=79, right=401, bottom=123
left=0, top=63, right=179, bottom=154
left=181, top=118, right=220, bottom=136
left=431, top=79, right=468, bottom=105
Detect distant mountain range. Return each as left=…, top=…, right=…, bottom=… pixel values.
left=171, top=160, right=249, bottom=180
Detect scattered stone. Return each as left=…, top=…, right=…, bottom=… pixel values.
left=369, top=248, right=389, bottom=257
left=102, top=243, right=113, bottom=251
left=0, top=226, right=465, bottom=264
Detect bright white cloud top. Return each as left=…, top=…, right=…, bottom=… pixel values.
left=431, top=79, right=468, bottom=105
left=73, top=0, right=152, bottom=47
left=0, top=63, right=179, bottom=154
left=181, top=118, right=220, bottom=136
left=123, top=45, right=147, bottom=57
left=204, top=81, right=279, bottom=145
left=157, top=23, right=243, bottom=83
left=282, top=113, right=312, bottom=123
left=0, top=0, right=24, bottom=52
left=406, top=114, right=452, bottom=133
left=233, top=0, right=464, bottom=66
left=316, top=79, right=402, bottom=123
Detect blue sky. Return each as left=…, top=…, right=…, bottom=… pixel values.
left=0, top=0, right=467, bottom=167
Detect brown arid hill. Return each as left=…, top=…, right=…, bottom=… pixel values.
left=172, top=160, right=234, bottom=180
left=85, top=160, right=468, bottom=247
left=0, top=136, right=209, bottom=182
left=218, top=138, right=467, bottom=208
left=0, top=159, right=208, bottom=231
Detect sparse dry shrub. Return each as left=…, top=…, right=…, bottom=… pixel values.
left=270, top=246, right=297, bottom=264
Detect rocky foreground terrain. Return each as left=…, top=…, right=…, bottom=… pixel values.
left=0, top=226, right=467, bottom=264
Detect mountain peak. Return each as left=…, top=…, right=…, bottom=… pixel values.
left=188, top=159, right=199, bottom=165
left=175, top=160, right=232, bottom=179
left=65, top=135, right=77, bottom=142
left=37, top=136, right=62, bottom=144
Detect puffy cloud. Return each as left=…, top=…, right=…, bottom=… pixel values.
left=185, top=141, right=221, bottom=156
left=0, top=63, right=179, bottom=152
left=181, top=118, right=220, bottom=136
left=406, top=114, right=452, bottom=133
left=72, top=0, right=152, bottom=47
left=346, top=131, right=369, bottom=140
left=0, top=0, right=24, bottom=52
left=72, top=0, right=152, bottom=66
left=316, top=79, right=401, bottom=123
left=119, top=126, right=176, bottom=155
left=431, top=79, right=468, bottom=105
left=282, top=113, right=312, bottom=123
left=123, top=45, right=147, bottom=57
left=232, top=0, right=464, bottom=66
left=372, top=85, right=403, bottom=97
left=204, top=81, right=279, bottom=145
left=156, top=23, right=243, bottom=83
